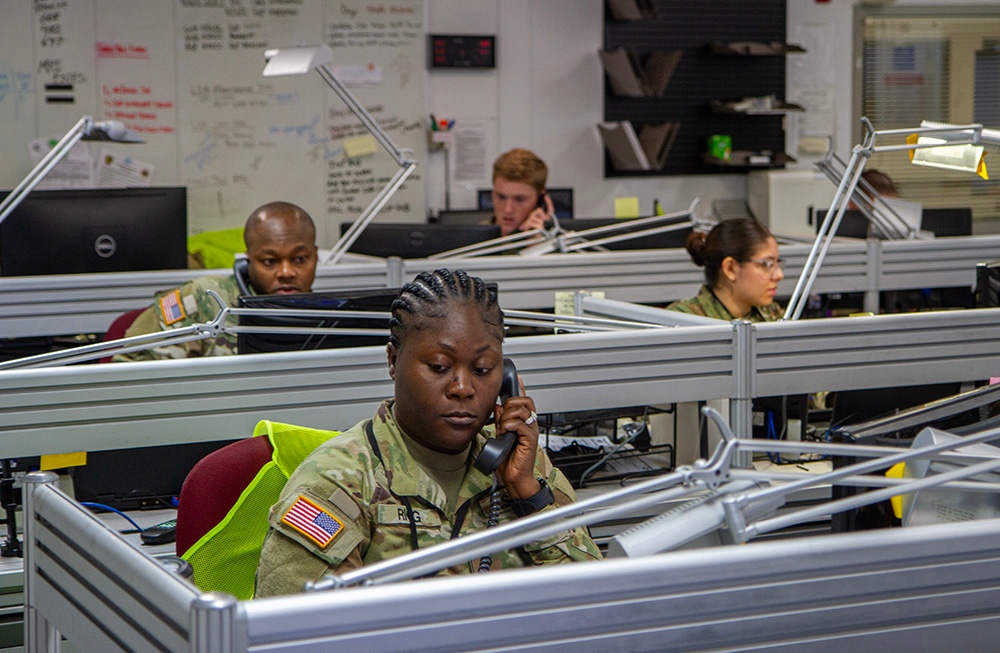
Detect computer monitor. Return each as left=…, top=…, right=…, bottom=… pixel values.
left=236, top=288, right=396, bottom=355
left=814, top=210, right=870, bottom=239
left=556, top=217, right=692, bottom=250
left=339, top=222, right=501, bottom=259
left=0, top=187, right=188, bottom=276
left=69, top=441, right=233, bottom=511
left=433, top=209, right=494, bottom=225
left=814, top=207, right=972, bottom=239
left=477, top=187, right=574, bottom=219
left=976, top=260, right=1000, bottom=308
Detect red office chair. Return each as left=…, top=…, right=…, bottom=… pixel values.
left=175, top=421, right=338, bottom=599
left=175, top=435, right=275, bottom=556
left=99, top=308, right=146, bottom=363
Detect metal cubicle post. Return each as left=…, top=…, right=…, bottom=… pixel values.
left=731, top=320, right=755, bottom=468
left=22, top=471, right=59, bottom=653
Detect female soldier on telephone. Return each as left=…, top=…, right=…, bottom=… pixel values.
left=667, top=217, right=784, bottom=322
left=255, top=268, right=600, bottom=597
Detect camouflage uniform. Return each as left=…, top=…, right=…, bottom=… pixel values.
left=667, top=285, right=783, bottom=322
left=111, top=274, right=244, bottom=362
left=255, top=400, right=602, bottom=597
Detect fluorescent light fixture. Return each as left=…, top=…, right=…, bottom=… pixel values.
left=0, top=116, right=143, bottom=227
left=263, top=45, right=417, bottom=266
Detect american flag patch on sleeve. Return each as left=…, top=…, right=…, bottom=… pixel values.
left=158, top=290, right=186, bottom=325
left=281, top=495, right=344, bottom=548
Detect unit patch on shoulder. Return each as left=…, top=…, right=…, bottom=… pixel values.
left=158, top=290, right=187, bottom=325
left=281, top=495, right=344, bottom=548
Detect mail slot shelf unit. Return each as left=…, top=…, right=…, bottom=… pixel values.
left=602, top=0, right=792, bottom=177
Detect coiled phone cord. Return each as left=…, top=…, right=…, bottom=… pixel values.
left=477, top=477, right=503, bottom=573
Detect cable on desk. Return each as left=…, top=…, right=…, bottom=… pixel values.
left=80, top=501, right=144, bottom=534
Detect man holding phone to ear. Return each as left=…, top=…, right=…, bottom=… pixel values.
left=490, top=148, right=556, bottom=236
left=111, top=201, right=318, bottom=362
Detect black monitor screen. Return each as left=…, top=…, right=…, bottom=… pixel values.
left=814, top=210, right=869, bottom=238
left=340, top=222, right=500, bottom=259
left=0, top=187, right=187, bottom=276
left=556, top=217, right=692, bottom=250
left=478, top=187, right=574, bottom=219
left=976, top=260, right=1000, bottom=308
left=70, top=441, right=232, bottom=511
left=815, top=207, right=972, bottom=239
left=237, top=287, right=397, bottom=355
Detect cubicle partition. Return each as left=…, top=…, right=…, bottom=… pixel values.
left=23, top=467, right=1000, bottom=651
left=4, top=235, right=999, bottom=339
left=0, top=260, right=393, bottom=339
left=0, top=323, right=737, bottom=458
left=5, top=307, right=1000, bottom=461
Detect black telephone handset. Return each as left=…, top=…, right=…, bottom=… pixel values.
left=233, top=257, right=252, bottom=296
left=473, top=358, right=520, bottom=475
left=536, top=192, right=555, bottom=230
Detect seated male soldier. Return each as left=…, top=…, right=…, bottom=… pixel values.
left=112, top=201, right=318, bottom=361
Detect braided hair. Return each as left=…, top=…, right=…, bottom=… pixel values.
left=389, top=269, right=504, bottom=348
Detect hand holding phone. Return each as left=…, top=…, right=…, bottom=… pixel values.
left=473, top=358, right=520, bottom=475
left=518, top=192, right=553, bottom=232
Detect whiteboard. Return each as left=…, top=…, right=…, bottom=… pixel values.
left=0, top=0, right=426, bottom=248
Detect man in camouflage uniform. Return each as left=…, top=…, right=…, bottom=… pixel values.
left=255, top=269, right=601, bottom=597
left=112, top=201, right=318, bottom=361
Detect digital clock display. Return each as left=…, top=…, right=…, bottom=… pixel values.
left=429, top=34, right=496, bottom=69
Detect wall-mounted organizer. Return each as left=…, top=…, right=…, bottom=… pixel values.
left=601, top=0, right=803, bottom=177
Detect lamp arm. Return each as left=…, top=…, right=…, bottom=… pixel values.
left=314, top=64, right=411, bottom=167
left=0, top=116, right=92, bottom=226
left=784, top=146, right=868, bottom=319
left=0, top=301, right=398, bottom=370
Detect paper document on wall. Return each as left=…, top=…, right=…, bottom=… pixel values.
left=29, top=138, right=95, bottom=189
left=97, top=149, right=155, bottom=187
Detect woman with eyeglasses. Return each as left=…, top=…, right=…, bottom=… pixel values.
left=667, top=217, right=784, bottom=321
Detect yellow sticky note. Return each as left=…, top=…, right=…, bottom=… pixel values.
left=40, top=451, right=87, bottom=470
left=343, top=135, right=378, bottom=158
left=614, top=196, right=640, bottom=219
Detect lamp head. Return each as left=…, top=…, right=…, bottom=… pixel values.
left=84, top=120, right=144, bottom=143
left=910, top=121, right=992, bottom=179
left=263, top=45, right=334, bottom=76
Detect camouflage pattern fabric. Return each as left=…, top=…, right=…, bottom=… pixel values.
left=667, top=285, right=783, bottom=322
left=255, top=400, right=602, bottom=597
left=111, top=274, right=244, bottom=362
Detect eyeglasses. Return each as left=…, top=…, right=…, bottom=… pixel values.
left=747, top=258, right=784, bottom=273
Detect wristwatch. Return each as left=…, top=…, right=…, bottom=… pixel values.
left=510, top=478, right=555, bottom=517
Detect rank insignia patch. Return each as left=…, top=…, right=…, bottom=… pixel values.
left=282, top=495, right=344, bottom=548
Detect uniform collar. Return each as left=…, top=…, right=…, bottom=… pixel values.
left=371, top=400, right=496, bottom=512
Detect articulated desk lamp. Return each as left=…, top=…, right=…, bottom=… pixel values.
left=783, top=117, right=998, bottom=321
left=262, top=45, right=418, bottom=266
left=0, top=116, right=143, bottom=228
left=431, top=198, right=705, bottom=259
